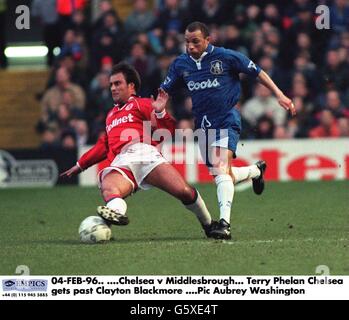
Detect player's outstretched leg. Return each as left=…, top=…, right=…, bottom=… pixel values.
left=209, top=173, right=234, bottom=240
left=97, top=201, right=129, bottom=226
left=98, top=171, right=133, bottom=225
left=208, top=148, right=235, bottom=240
left=185, top=189, right=219, bottom=238
left=252, top=160, right=267, bottom=195
left=230, top=160, right=267, bottom=195
left=144, top=163, right=216, bottom=238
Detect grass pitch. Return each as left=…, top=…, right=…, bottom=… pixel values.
left=0, top=181, right=348, bottom=275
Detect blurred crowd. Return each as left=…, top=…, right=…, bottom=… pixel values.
left=31, top=0, right=349, bottom=150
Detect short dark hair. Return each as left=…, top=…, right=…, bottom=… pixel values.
left=111, top=62, right=141, bottom=92
left=186, top=22, right=210, bottom=38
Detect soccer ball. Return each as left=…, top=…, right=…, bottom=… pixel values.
left=78, top=216, right=112, bottom=244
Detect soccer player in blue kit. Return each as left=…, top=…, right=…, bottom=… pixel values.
left=160, top=22, right=296, bottom=240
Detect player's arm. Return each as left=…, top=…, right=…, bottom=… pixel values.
left=60, top=133, right=108, bottom=178
left=227, top=49, right=296, bottom=116
left=160, top=58, right=182, bottom=95
left=257, top=70, right=296, bottom=116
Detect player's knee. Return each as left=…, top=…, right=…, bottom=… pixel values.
left=179, top=186, right=196, bottom=205
left=212, top=165, right=229, bottom=176
left=212, top=160, right=229, bottom=174
left=101, top=188, right=112, bottom=201
left=220, top=163, right=230, bottom=174
left=101, top=184, right=121, bottom=201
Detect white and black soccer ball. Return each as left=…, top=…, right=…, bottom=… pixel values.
left=78, top=216, right=112, bottom=244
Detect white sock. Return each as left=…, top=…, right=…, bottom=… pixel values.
left=215, top=174, right=234, bottom=224
left=231, top=165, right=260, bottom=184
left=185, top=190, right=212, bottom=226
left=106, top=197, right=127, bottom=215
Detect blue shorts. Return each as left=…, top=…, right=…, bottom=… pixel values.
left=196, top=108, right=241, bottom=167
left=198, top=127, right=240, bottom=167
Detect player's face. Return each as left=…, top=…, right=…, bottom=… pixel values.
left=110, top=73, right=135, bottom=104
left=185, top=30, right=210, bottom=59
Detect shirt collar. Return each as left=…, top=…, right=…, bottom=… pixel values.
left=114, top=95, right=137, bottom=109
left=188, top=44, right=214, bottom=63
left=206, top=43, right=214, bottom=54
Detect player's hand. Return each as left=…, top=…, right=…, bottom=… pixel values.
left=60, top=165, right=82, bottom=178
left=277, top=93, right=296, bottom=116
left=151, top=88, right=169, bottom=113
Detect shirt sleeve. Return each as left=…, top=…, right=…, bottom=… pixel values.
left=154, top=111, right=176, bottom=136
left=77, top=133, right=108, bottom=170
left=160, top=58, right=182, bottom=95
left=136, top=98, right=153, bottom=121
left=137, top=98, right=176, bottom=136
left=226, top=49, right=261, bottom=77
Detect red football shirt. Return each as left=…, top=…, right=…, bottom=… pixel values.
left=78, top=96, right=176, bottom=170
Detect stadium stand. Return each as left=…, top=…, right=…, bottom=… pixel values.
left=1, top=0, right=348, bottom=149
left=0, top=70, right=48, bottom=148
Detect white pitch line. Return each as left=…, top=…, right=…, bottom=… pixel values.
left=222, top=238, right=349, bottom=245
left=111, top=238, right=348, bottom=246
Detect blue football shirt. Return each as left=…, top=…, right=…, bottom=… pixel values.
left=161, top=44, right=261, bottom=130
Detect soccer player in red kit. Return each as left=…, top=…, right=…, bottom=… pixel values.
left=61, top=62, right=217, bottom=238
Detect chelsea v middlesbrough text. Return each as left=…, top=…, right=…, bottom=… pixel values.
left=48, top=276, right=345, bottom=298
